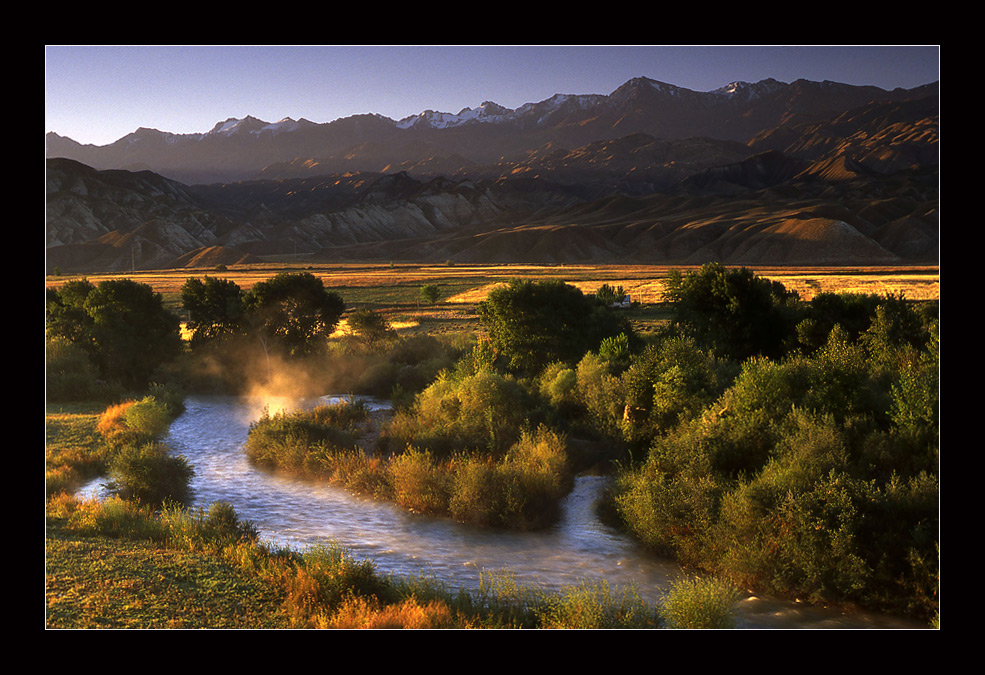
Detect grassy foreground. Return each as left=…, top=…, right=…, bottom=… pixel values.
left=45, top=514, right=290, bottom=629
left=44, top=404, right=736, bottom=629
left=44, top=492, right=674, bottom=629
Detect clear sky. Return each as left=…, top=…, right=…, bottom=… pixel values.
left=45, top=45, right=940, bottom=147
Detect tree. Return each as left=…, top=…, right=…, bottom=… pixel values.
left=243, top=272, right=345, bottom=358
left=46, top=278, right=182, bottom=388
left=46, top=279, right=97, bottom=349
left=180, top=276, right=246, bottom=348
left=664, top=263, right=799, bottom=361
left=347, top=309, right=395, bottom=344
left=595, top=283, right=626, bottom=306
left=794, top=292, right=882, bottom=354
left=478, top=278, right=634, bottom=374
left=419, top=284, right=441, bottom=306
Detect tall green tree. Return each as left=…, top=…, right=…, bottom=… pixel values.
left=46, top=278, right=182, bottom=388
left=478, top=278, right=634, bottom=374
left=243, top=272, right=345, bottom=359
left=419, top=284, right=441, bottom=305
left=664, top=263, right=799, bottom=361
left=347, top=309, right=395, bottom=344
left=180, top=276, right=246, bottom=348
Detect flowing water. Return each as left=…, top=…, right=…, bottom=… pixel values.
left=80, top=394, right=927, bottom=629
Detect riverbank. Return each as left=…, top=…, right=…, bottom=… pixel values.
left=50, top=396, right=937, bottom=629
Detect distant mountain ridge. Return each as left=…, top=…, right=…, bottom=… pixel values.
left=45, top=75, right=939, bottom=273
left=45, top=76, right=937, bottom=185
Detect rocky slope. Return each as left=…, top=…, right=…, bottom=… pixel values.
left=44, top=77, right=939, bottom=272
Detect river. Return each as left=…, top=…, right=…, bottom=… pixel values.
left=80, top=394, right=927, bottom=629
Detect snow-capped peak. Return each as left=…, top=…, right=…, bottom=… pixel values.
left=711, top=78, right=785, bottom=101
left=396, top=101, right=514, bottom=129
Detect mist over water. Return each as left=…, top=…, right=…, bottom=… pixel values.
left=80, top=394, right=927, bottom=629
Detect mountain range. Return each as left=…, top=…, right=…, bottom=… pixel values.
left=44, top=76, right=940, bottom=273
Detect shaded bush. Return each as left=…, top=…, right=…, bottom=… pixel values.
left=479, top=278, right=634, bottom=374
left=620, top=336, right=734, bottom=447
left=606, top=309, right=939, bottom=620
left=46, top=337, right=121, bottom=402
left=180, top=275, right=246, bottom=349
left=351, top=334, right=461, bottom=402
left=795, top=292, right=882, bottom=353
left=243, top=272, right=345, bottom=359
left=46, top=278, right=182, bottom=389
left=105, top=442, right=194, bottom=507
left=664, top=263, right=799, bottom=360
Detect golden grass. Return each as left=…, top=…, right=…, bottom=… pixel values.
left=45, top=262, right=940, bottom=303
left=318, top=595, right=469, bottom=629
left=95, top=400, right=135, bottom=438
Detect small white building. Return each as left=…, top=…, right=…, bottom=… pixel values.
left=612, top=294, right=632, bottom=309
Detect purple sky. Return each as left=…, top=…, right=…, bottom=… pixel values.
left=45, top=45, right=940, bottom=147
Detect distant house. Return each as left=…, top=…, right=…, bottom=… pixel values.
left=611, top=294, right=632, bottom=309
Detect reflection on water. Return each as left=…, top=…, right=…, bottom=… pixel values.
left=78, top=394, right=927, bottom=629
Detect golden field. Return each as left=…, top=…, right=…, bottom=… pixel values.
left=45, top=262, right=939, bottom=337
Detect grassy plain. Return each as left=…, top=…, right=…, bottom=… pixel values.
left=45, top=262, right=940, bottom=338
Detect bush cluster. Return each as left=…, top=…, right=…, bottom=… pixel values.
left=91, top=392, right=192, bottom=507
left=599, top=273, right=939, bottom=620
left=246, top=398, right=571, bottom=531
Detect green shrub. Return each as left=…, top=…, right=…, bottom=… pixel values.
left=245, top=401, right=366, bottom=473
left=383, top=369, right=534, bottom=457
left=664, top=263, right=799, bottom=360
left=620, top=336, right=732, bottom=447
left=295, top=543, right=387, bottom=609
left=479, top=278, right=633, bottom=373
left=449, top=457, right=505, bottom=527
left=658, top=576, right=741, bottom=629
left=715, top=412, right=872, bottom=601
left=448, top=426, right=570, bottom=530
left=612, top=439, right=721, bottom=562
left=59, top=494, right=169, bottom=540
left=596, top=332, right=632, bottom=372
left=347, top=309, right=395, bottom=344
left=97, top=396, right=177, bottom=448
left=538, top=362, right=579, bottom=409
left=146, top=383, right=186, bottom=418
left=160, top=501, right=260, bottom=552
left=575, top=352, right=625, bottom=438
left=386, top=449, right=451, bottom=515
left=538, top=580, right=660, bottom=629
left=105, top=442, right=194, bottom=507
left=45, top=337, right=106, bottom=401
left=122, top=397, right=173, bottom=440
